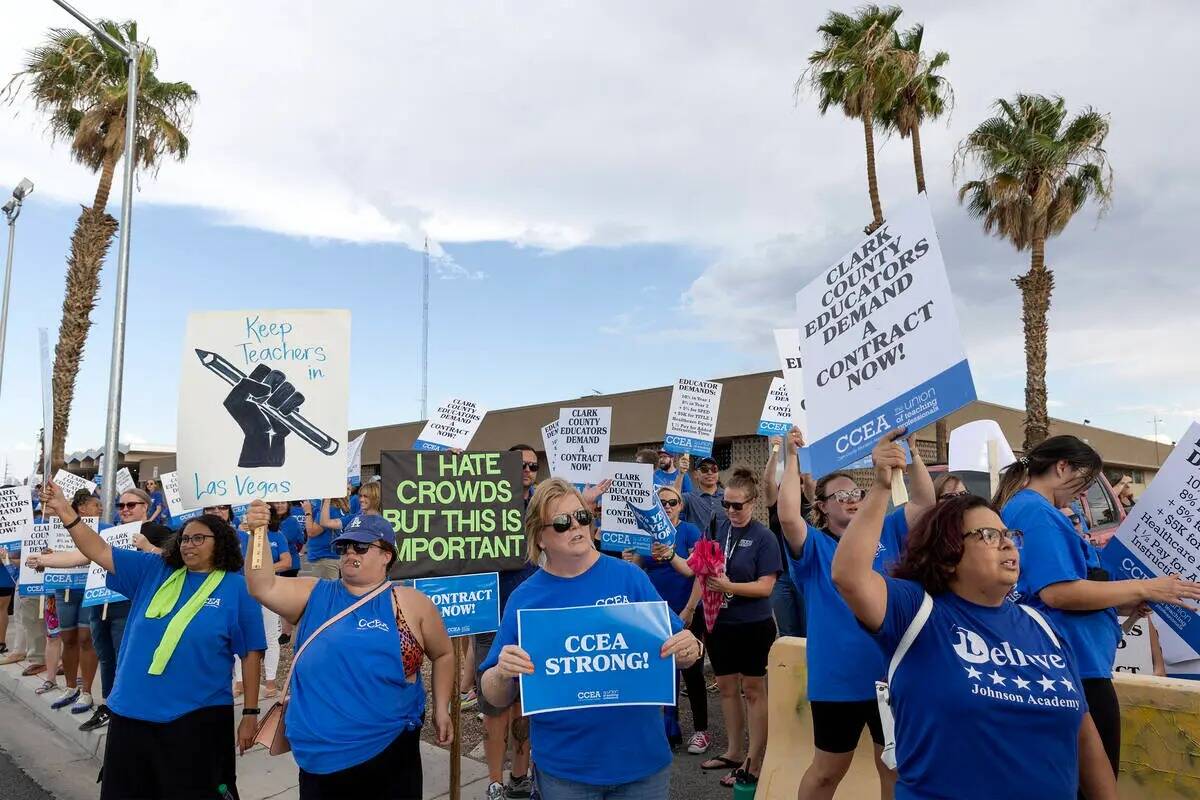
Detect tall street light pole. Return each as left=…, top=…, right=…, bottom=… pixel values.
left=0, top=178, right=34, bottom=400
left=50, top=0, right=138, bottom=514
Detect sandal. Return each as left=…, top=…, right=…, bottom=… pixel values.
left=720, top=760, right=757, bottom=788
left=701, top=756, right=742, bottom=771
left=35, top=680, right=59, bottom=695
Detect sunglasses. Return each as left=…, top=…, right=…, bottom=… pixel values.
left=697, top=465, right=719, bottom=474
left=939, top=490, right=970, bottom=500
left=820, top=488, right=865, bottom=504
left=545, top=509, right=593, bottom=533
left=660, top=498, right=681, bottom=508
left=522, top=462, right=539, bottom=472
left=117, top=501, right=147, bottom=510
left=721, top=500, right=748, bottom=511
left=334, top=541, right=387, bottom=556
left=179, top=533, right=214, bottom=546
left=964, top=527, right=1024, bottom=548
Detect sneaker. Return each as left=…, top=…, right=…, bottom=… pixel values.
left=71, top=692, right=94, bottom=714
left=50, top=688, right=80, bottom=709
left=687, top=731, right=712, bottom=755
left=459, top=689, right=478, bottom=710
left=484, top=781, right=505, bottom=800
left=79, top=705, right=110, bottom=733
left=505, top=773, right=533, bottom=799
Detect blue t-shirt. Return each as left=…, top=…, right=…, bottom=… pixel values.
left=712, top=518, right=782, bottom=625
left=1003, top=488, right=1120, bottom=679
left=287, top=580, right=425, bottom=774
left=499, top=563, right=539, bottom=612
left=481, top=556, right=683, bottom=786
left=306, top=500, right=347, bottom=562
left=279, top=514, right=306, bottom=566
left=104, top=548, right=266, bottom=722
left=681, top=488, right=724, bottom=533
left=147, top=491, right=167, bottom=524
left=874, top=577, right=1087, bottom=799
left=788, top=509, right=908, bottom=701
left=349, top=495, right=362, bottom=515
left=654, top=468, right=693, bottom=494
left=236, top=529, right=291, bottom=569
left=644, top=521, right=702, bottom=613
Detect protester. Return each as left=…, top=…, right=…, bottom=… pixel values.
left=762, top=434, right=811, bottom=638
left=145, top=479, right=167, bottom=524
left=994, top=434, right=1200, bottom=779
left=933, top=473, right=970, bottom=500
left=655, top=448, right=694, bottom=493
left=356, top=481, right=382, bottom=517
left=41, top=481, right=265, bottom=799
left=233, top=519, right=292, bottom=699
left=0, top=540, right=13, bottom=656
left=777, top=426, right=934, bottom=799
left=681, top=456, right=724, bottom=532
left=242, top=505, right=453, bottom=800
left=829, top=431, right=1118, bottom=799
left=481, top=478, right=701, bottom=800
left=272, top=501, right=306, bottom=644
left=306, top=496, right=350, bottom=580
left=1114, top=476, right=1135, bottom=514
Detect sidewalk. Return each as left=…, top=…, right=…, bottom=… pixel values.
left=0, top=660, right=491, bottom=800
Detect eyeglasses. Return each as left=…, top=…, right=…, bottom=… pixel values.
left=334, top=541, right=386, bottom=556
left=964, top=528, right=1023, bottom=548
left=660, top=498, right=681, bottom=508
left=179, top=534, right=214, bottom=546
left=721, top=500, right=748, bottom=511
left=697, top=465, right=719, bottom=474
left=545, top=509, right=593, bottom=532
left=521, top=462, right=539, bottom=472
left=939, top=490, right=970, bottom=500
left=820, top=489, right=865, bottom=504
left=117, top=501, right=147, bottom=511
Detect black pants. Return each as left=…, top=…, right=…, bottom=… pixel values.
left=1082, top=678, right=1121, bottom=780
left=101, top=705, right=238, bottom=800
left=681, top=612, right=708, bottom=731
left=299, top=726, right=422, bottom=800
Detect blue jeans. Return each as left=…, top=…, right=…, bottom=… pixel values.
left=89, top=600, right=130, bottom=699
left=535, top=765, right=671, bottom=800
left=771, top=572, right=806, bottom=638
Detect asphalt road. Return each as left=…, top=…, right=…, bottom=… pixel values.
left=0, top=745, right=55, bottom=800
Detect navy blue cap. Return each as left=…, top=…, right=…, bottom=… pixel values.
left=332, top=514, right=396, bottom=547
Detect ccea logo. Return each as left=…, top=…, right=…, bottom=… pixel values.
left=204, top=598, right=222, bottom=609
left=577, top=690, right=602, bottom=700
left=594, top=595, right=631, bottom=606
left=358, top=618, right=390, bottom=631
left=951, top=625, right=1066, bottom=671
left=834, top=415, right=891, bottom=454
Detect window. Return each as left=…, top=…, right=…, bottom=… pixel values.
left=1085, top=480, right=1117, bottom=527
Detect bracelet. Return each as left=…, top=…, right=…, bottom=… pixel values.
left=62, top=514, right=82, bottom=530
left=241, top=708, right=260, bottom=716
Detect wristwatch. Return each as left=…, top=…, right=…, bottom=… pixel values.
left=241, top=708, right=260, bottom=716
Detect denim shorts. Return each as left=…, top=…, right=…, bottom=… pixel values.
left=55, top=590, right=93, bottom=630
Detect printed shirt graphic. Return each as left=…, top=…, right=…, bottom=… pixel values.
left=104, top=549, right=267, bottom=723
left=875, top=577, right=1087, bottom=800
left=481, top=556, right=683, bottom=786
left=788, top=509, right=908, bottom=701
left=1003, top=489, right=1121, bottom=679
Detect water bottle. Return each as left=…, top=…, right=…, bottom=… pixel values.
left=732, top=770, right=757, bottom=800
left=217, top=784, right=235, bottom=800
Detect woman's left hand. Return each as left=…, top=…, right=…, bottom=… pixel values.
left=237, top=715, right=257, bottom=755
left=661, top=630, right=702, bottom=667
left=706, top=574, right=735, bottom=594
left=435, top=708, right=453, bottom=746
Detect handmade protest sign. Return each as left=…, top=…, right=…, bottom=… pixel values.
left=83, top=523, right=139, bottom=608
left=554, top=408, right=612, bottom=485
left=1102, top=423, right=1200, bottom=652
left=402, top=573, right=499, bottom=637
left=599, top=463, right=655, bottom=555
left=347, top=432, right=366, bottom=486
left=382, top=450, right=525, bottom=579
left=160, top=471, right=203, bottom=526
left=795, top=194, right=976, bottom=476
left=541, top=421, right=561, bottom=478
left=757, top=377, right=793, bottom=437
left=44, top=518, right=95, bottom=591
left=18, top=523, right=53, bottom=597
left=114, top=467, right=136, bottom=495
left=663, top=379, right=722, bottom=458
left=177, top=309, right=350, bottom=506
left=53, top=469, right=96, bottom=500
left=413, top=398, right=487, bottom=452
left=518, top=601, right=675, bottom=716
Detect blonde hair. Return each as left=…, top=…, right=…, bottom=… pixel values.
left=525, top=478, right=589, bottom=563
left=330, top=494, right=351, bottom=514
left=933, top=473, right=965, bottom=497
left=358, top=481, right=380, bottom=514
left=657, top=485, right=683, bottom=505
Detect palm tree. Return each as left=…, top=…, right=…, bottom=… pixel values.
left=956, top=95, right=1112, bottom=449
left=801, top=5, right=905, bottom=233
left=878, top=24, right=952, bottom=194
left=5, top=21, right=196, bottom=466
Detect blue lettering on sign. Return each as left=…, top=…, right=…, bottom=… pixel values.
left=662, top=434, right=713, bottom=458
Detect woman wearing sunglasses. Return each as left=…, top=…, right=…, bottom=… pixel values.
left=242, top=505, right=453, bottom=800
left=831, top=431, right=1117, bottom=799
left=777, top=426, right=934, bottom=799
left=994, top=434, right=1200, bottom=782
left=40, top=481, right=266, bottom=799
left=480, top=479, right=701, bottom=800
left=933, top=473, right=970, bottom=501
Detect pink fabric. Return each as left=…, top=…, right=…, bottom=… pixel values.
left=687, top=539, right=726, bottom=633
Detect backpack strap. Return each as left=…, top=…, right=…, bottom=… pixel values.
left=1018, top=605, right=1061, bottom=649
left=887, top=591, right=933, bottom=683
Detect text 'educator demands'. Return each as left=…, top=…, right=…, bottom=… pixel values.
left=664, top=378, right=722, bottom=458
left=177, top=309, right=350, bottom=506
left=795, top=194, right=976, bottom=475
left=382, top=450, right=525, bottom=579
left=1103, top=422, right=1200, bottom=652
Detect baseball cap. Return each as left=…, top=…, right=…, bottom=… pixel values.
left=332, top=514, right=396, bottom=547
left=696, top=456, right=719, bottom=469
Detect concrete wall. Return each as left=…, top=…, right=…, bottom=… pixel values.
left=760, top=638, right=1200, bottom=799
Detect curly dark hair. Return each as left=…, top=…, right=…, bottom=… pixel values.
left=161, top=514, right=244, bottom=572
left=892, top=494, right=990, bottom=594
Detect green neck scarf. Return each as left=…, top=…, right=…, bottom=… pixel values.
left=145, top=568, right=226, bottom=675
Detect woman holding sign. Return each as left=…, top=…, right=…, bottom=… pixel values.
left=994, top=435, right=1200, bottom=779
left=481, top=478, right=702, bottom=800
left=40, top=481, right=266, bottom=800
left=831, top=432, right=1117, bottom=799
left=241, top=505, right=454, bottom=800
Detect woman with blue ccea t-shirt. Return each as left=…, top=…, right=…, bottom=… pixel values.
left=234, top=520, right=292, bottom=699
left=832, top=431, right=1118, bottom=799
left=305, top=496, right=350, bottom=580
left=144, top=480, right=167, bottom=525
left=777, top=426, right=934, bottom=799
left=41, top=481, right=266, bottom=800
left=480, top=479, right=702, bottom=800
left=242, top=504, right=454, bottom=800
left=995, top=434, right=1200, bottom=781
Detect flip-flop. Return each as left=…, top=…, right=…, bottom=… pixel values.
left=720, top=761, right=755, bottom=788
left=700, top=756, right=742, bottom=771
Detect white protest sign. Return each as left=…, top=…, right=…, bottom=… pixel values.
left=114, top=467, right=136, bottom=495
left=83, top=523, right=139, bottom=607
left=0, top=487, right=34, bottom=549
left=1102, top=422, right=1200, bottom=652
left=541, top=421, right=562, bottom=478
left=53, top=469, right=96, bottom=499
left=949, top=420, right=1016, bottom=473
left=413, top=398, right=487, bottom=452
left=757, top=377, right=793, bottom=437
left=795, top=194, right=976, bottom=476
left=663, top=378, right=723, bottom=458
left=18, top=523, right=53, bottom=596
left=599, top=463, right=656, bottom=553
left=177, top=309, right=350, bottom=506
left=44, top=517, right=97, bottom=591
left=554, top=408, right=612, bottom=485
left=160, top=471, right=202, bottom=524
left=346, top=432, right=366, bottom=483
left=1113, top=615, right=1157, bottom=676
left=773, top=328, right=809, bottom=436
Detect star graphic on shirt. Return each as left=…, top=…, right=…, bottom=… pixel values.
left=1037, top=675, right=1057, bottom=692
left=964, top=666, right=982, bottom=681
left=1059, top=678, right=1076, bottom=693
left=1012, top=676, right=1031, bottom=690
left=988, top=671, right=1007, bottom=686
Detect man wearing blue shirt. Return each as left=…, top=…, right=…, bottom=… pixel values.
left=654, top=448, right=693, bottom=494
left=681, top=457, right=724, bottom=533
